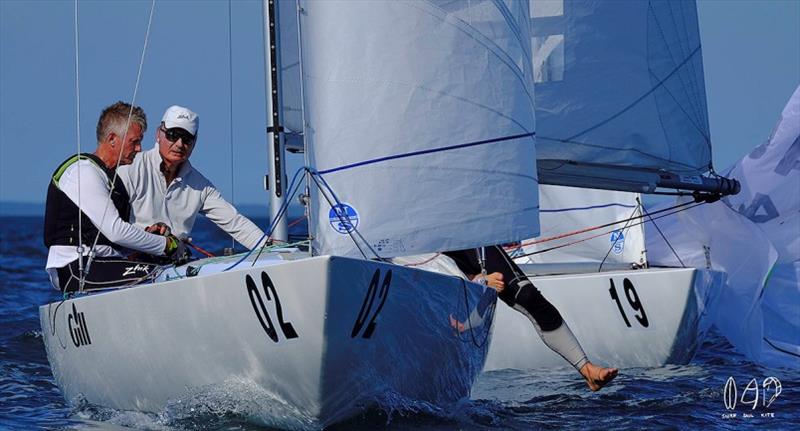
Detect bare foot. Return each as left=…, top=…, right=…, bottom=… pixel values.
left=579, top=362, right=618, bottom=391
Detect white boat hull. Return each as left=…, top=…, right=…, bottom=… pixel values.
left=40, top=255, right=490, bottom=427
left=484, top=268, right=723, bottom=370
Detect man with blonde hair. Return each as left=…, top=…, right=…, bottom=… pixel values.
left=44, top=101, right=184, bottom=292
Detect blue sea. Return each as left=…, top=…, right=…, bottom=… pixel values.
left=1, top=215, right=798, bottom=430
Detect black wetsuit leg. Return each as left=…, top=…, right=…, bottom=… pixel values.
left=444, top=246, right=589, bottom=370
left=444, top=247, right=563, bottom=331
left=484, top=245, right=564, bottom=331
left=56, top=257, right=160, bottom=292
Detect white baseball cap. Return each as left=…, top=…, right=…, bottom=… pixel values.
left=161, top=105, right=199, bottom=136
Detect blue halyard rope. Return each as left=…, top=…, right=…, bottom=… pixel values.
left=222, top=166, right=307, bottom=272
left=317, top=132, right=535, bottom=175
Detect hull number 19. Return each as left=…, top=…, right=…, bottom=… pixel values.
left=608, top=278, right=649, bottom=328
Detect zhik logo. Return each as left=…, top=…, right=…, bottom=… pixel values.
left=122, top=264, right=151, bottom=277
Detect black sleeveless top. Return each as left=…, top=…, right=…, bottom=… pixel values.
left=43, top=153, right=131, bottom=249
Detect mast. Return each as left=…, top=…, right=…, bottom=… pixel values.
left=263, top=0, right=288, bottom=242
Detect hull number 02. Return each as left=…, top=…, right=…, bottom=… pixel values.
left=351, top=269, right=392, bottom=339
left=608, top=278, right=649, bottom=328
left=246, top=272, right=299, bottom=343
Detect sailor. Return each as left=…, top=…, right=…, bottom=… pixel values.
left=44, top=102, right=185, bottom=292
left=444, top=246, right=619, bottom=391
left=118, top=105, right=265, bottom=250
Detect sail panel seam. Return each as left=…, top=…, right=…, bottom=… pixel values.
left=541, top=203, right=637, bottom=213
left=409, top=1, right=534, bottom=109
left=317, top=132, right=536, bottom=175
left=563, top=45, right=702, bottom=143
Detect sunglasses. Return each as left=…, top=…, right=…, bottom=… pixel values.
left=160, top=126, right=196, bottom=147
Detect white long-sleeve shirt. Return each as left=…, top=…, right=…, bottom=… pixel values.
left=45, top=158, right=167, bottom=270
left=118, top=147, right=265, bottom=250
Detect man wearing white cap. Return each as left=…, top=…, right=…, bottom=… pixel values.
left=118, top=105, right=265, bottom=251
left=44, top=101, right=185, bottom=292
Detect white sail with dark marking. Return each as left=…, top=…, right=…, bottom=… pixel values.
left=530, top=0, right=735, bottom=194
left=516, top=185, right=646, bottom=270
left=299, top=0, right=540, bottom=258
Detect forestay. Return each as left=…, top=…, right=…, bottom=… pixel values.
left=300, top=0, right=540, bottom=258
left=530, top=0, right=714, bottom=192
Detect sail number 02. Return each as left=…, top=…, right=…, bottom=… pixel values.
left=608, top=278, right=649, bottom=328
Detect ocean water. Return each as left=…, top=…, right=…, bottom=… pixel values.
left=1, top=215, right=798, bottom=430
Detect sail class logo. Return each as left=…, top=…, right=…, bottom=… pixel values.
left=722, top=376, right=782, bottom=419
left=610, top=230, right=625, bottom=255
left=329, top=203, right=359, bottom=234
left=67, top=303, right=92, bottom=348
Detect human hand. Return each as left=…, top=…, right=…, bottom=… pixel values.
left=449, top=314, right=466, bottom=334
left=473, top=272, right=504, bottom=293
left=146, top=222, right=172, bottom=236
left=164, top=234, right=188, bottom=264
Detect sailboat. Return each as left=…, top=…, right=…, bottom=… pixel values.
left=484, top=0, right=738, bottom=370
left=40, top=0, right=539, bottom=426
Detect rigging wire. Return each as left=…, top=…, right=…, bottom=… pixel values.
left=515, top=198, right=697, bottom=249
left=222, top=166, right=307, bottom=272
left=642, top=197, right=687, bottom=268
left=73, top=0, right=84, bottom=291
left=598, top=199, right=642, bottom=272
left=513, top=200, right=704, bottom=260
left=228, top=0, right=236, bottom=252
left=250, top=168, right=307, bottom=265
left=455, top=278, right=495, bottom=349
left=308, top=170, right=385, bottom=260
left=307, top=173, right=372, bottom=260
left=82, top=0, right=156, bottom=290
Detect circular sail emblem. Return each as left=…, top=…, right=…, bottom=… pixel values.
left=610, top=230, right=625, bottom=255
left=329, top=203, right=359, bottom=234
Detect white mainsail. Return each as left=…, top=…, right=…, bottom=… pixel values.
left=299, top=1, right=540, bottom=258
left=530, top=0, right=729, bottom=194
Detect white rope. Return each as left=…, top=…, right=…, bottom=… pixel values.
left=73, top=0, right=85, bottom=291
left=82, top=0, right=157, bottom=287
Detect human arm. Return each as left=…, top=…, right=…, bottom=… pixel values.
left=58, top=161, right=167, bottom=255
left=201, top=185, right=266, bottom=250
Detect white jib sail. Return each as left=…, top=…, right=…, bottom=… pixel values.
left=531, top=0, right=711, bottom=182
left=516, top=185, right=646, bottom=267
left=300, top=0, right=540, bottom=258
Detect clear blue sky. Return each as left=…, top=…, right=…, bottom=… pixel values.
left=1, top=0, right=798, bottom=206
